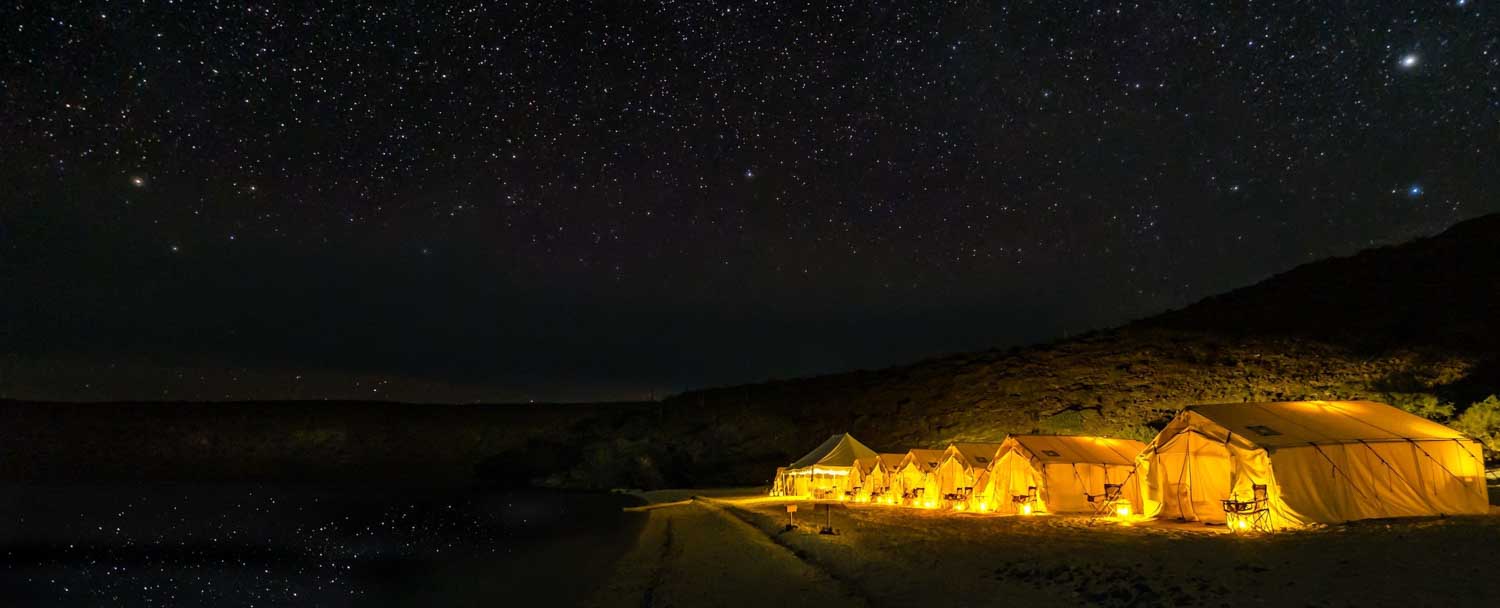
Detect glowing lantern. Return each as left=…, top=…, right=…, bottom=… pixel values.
left=1021, top=503, right=1033, bottom=515
left=1237, top=519, right=1249, bottom=531
left=1115, top=504, right=1132, bottom=517
left=953, top=503, right=966, bottom=512
left=977, top=502, right=989, bottom=513
left=923, top=500, right=937, bottom=509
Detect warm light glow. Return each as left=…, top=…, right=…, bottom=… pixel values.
left=953, top=503, right=966, bottom=511
left=977, top=501, right=989, bottom=513
left=1115, top=504, right=1132, bottom=517
left=1021, top=503, right=1033, bottom=515
left=1237, top=519, right=1249, bottom=531
left=923, top=500, right=937, bottom=509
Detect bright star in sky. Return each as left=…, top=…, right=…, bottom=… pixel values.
left=1407, top=184, right=1424, bottom=198
left=130, top=176, right=146, bottom=187
left=1399, top=54, right=1419, bottom=69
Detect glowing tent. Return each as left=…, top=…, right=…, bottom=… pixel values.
left=934, top=442, right=1004, bottom=505
left=892, top=449, right=945, bottom=507
left=1137, top=401, right=1488, bottom=529
left=982, top=435, right=1146, bottom=515
left=770, top=433, right=879, bottom=499
left=851, top=456, right=880, bottom=502
left=862, top=453, right=906, bottom=504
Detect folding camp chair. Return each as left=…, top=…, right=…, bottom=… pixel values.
left=1011, top=486, right=1039, bottom=514
left=1221, top=484, right=1271, bottom=532
left=1087, top=483, right=1126, bottom=517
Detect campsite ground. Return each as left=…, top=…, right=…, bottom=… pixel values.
left=593, top=490, right=1500, bottom=608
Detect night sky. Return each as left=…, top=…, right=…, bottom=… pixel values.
left=3, top=2, right=1497, bottom=402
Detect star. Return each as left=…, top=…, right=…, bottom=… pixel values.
left=130, top=176, right=146, bottom=187
left=1407, top=184, right=1424, bottom=198
left=1398, top=54, right=1419, bottom=69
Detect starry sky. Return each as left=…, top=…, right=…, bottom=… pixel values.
left=3, top=2, right=1498, bottom=402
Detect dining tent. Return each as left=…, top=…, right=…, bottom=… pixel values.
left=770, top=433, right=879, bottom=499
left=983, top=435, right=1146, bottom=514
left=934, top=442, right=1004, bottom=503
left=892, top=449, right=945, bottom=506
left=1136, top=401, right=1488, bottom=528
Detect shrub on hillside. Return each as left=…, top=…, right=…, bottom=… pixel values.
left=1454, top=396, right=1500, bottom=461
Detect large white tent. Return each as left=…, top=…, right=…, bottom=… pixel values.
left=1137, top=401, right=1488, bottom=529
left=770, top=433, right=879, bottom=499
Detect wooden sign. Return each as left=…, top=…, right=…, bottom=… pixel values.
left=786, top=505, right=798, bottom=513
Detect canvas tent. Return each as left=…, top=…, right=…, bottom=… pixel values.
left=935, top=442, right=1004, bottom=504
left=1137, top=401, right=1488, bottom=528
left=851, top=456, right=881, bottom=502
left=892, top=449, right=946, bottom=506
left=863, top=453, right=907, bottom=504
left=771, top=433, right=879, bottom=499
left=982, top=435, right=1146, bottom=515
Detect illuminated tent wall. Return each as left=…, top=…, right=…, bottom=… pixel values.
left=770, top=433, right=879, bottom=498
left=1136, top=401, right=1488, bottom=528
left=935, top=442, right=1004, bottom=504
left=982, top=435, right=1146, bottom=514
left=864, top=453, right=906, bottom=504
left=893, top=449, right=945, bottom=506
left=851, top=456, right=881, bottom=502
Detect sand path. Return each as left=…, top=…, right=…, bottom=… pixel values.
left=589, top=499, right=867, bottom=608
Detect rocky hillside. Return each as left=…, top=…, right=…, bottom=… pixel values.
left=643, top=214, right=1500, bottom=487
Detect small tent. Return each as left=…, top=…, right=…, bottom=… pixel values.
left=934, top=442, right=1004, bottom=505
left=982, top=435, right=1146, bottom=515
left=851, top=456, right=881, bottom=502
left=771, top=433, right=879, bottom=499
left=892, top=449, right=946, bottom=507
left=862, top=453, right=907, bottom=504
left=1137, top=401, right=1488, bottom=529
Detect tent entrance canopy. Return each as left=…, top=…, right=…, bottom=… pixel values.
left=1137, top=402, right=1488, bottom=527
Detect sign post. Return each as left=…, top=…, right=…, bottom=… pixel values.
left=819, top=503, right=838, bottom=535
left=785, top=504, right=798, bottom=530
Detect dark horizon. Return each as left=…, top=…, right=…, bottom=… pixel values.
left=6, top=3, right=1497, bottom=402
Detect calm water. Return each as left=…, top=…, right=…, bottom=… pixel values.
left=0, top=483, right=644, bottom=606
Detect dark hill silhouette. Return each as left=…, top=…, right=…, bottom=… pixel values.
left=1143, top=213, right=1500, bottom=352
left=6, top=215, right=1498, bottom=487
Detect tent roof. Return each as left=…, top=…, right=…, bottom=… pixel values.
left=877, top=453, right=907, bottom=470
left=853, top=456, right=880, bottom=475
left=1183, top=401, right=1469, bottom=448
left=900, top=449, right=947, bottom=472
left=788, top=433, right=879, bottom=469
left=1007, top=435, right=1145, bottom=465
left=944, top=442, right=1005, bottom=468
